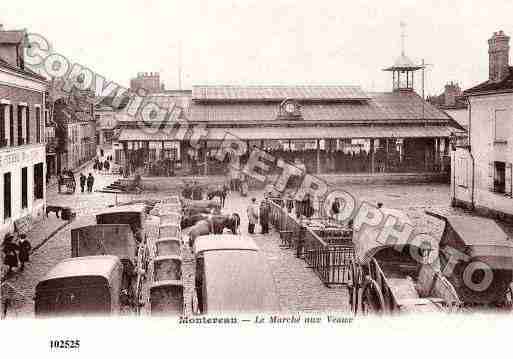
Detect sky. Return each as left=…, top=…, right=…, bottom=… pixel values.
left=2, top=0, right=513, bottom=96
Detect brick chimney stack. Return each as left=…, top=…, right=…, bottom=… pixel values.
left=488, top=30, right=510, bottom=82
left=444, top=82, right=461, bottom=107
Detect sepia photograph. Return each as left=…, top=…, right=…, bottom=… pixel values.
left=0, top=0, right=512, bottom=355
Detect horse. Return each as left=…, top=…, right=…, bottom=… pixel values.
left=180, top=213, right=208, bottom=230
left=207, top=186, right=228, bottom=207
left=182, top=199, right=221, bottom=216
left=187, top=214, right=241, bottom=248
left=188, top=219, right=212, bottom=248
left=210, top=213, right=240, bottom=235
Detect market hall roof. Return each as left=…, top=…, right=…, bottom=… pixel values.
left=189, top=90, right=454, bottom=124
left=192, top=85, right=371, bottom=102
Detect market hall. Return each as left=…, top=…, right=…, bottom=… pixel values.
left=116, top=58, right=462, bottom=177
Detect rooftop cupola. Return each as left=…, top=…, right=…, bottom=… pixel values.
left=383, top=22, right=424, bottom=92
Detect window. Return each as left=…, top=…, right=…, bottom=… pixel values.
left=36, top=106, right=41, bottom=143
left=0, top=104, right=5, bottom=147
left=25, top=106, right=30, bottom=144
left=456, top=157, right=468, bottom=188
left=21, top=167, right=28, bottom=209
left=34, top=162, right=44, bottom=200
left=9, top=104, right=13, bottom=146
left=17, top=105, right=23, bottom=145
left=4, top=172, right=11, bottom=219
left=494, top=110, right=509, bottom=143
left=489, top=161, right=512, bottom=195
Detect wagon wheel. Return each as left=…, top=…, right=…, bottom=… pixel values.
left=349, top=259, right=361, bottom=315
left=361, top=277, right=386, bottom=316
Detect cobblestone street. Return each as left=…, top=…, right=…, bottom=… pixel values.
left=4, top=180, right=467, bottom=318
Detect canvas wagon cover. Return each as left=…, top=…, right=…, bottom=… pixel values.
left=203, top=251, right=280, bottom=313
left=71, top=224, right=136, bottom=261
left=353, top=207, right=415, bottom=264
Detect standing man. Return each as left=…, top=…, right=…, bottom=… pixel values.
left=259, top=195, right=271, bottom=234
left=17, top=234, right=31, bottom=272
left=182, top=182, right=192, bottom=199
left=86, top=173, right=95, bottom=193
left=57, top=171, right=63, bottom=194
left=246, top=198, right=259, bottom=234
left=2, top=234, right=18, bottom=275
left=79, top=173, right=86, bottom=193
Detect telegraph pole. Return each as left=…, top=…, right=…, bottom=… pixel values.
left=421, top=59, right=433, bottom=126
left=178, top=41, right=182, bottom=91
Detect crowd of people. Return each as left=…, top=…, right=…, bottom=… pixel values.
left=57, top=154, right=116, bottom=194
left=93, top=156, right=112, bottom=174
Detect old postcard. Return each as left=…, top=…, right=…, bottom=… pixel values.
left=0, top=0, right=512, bottom=356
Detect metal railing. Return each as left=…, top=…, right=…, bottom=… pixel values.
left=269, top=200, right=354, bottom=287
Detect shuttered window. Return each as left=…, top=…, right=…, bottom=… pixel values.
left=25, top=106, right=30, bottom=144
left=456, top=157, right=468, bottom=187
left=491, top=161, right=507, bottom=194
left=494, top=110, right=509, bottom=142
left=9, top=104, right=14, bottom=146
left=36, top=106, right=41, bottom=143
left=21, top=167, right=28, bottom=209
left=17, top=105, right=23, bottom=145
left=0, top=104, right=5, bottom=147
left=506, top=163, right=513, bottom=197
left=488, top=162, right=495, bottom=191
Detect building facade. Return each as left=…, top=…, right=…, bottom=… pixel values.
left=428, top=82, right=469, bottom=146
left=0, top=29, right=47, bottom=238
left=51, top=88, right=96, bottom=173
left=452, top=30, right=513, bottom=222
left=95, top=105, right=118, bottom=147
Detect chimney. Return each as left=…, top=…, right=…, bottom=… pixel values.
left=444, top=82, right=461, bottom=107
left=488, top=30, right=510, bottom=82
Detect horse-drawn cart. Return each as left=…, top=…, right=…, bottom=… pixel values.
left=428, top=212, right=513, bottom=310
left=59, top=176, right=76, bottom=194
left=349, top=208, right=460, bottom=315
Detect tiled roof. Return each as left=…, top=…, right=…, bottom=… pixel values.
left=117, top=93, right=191, bottom=122
left=0, top=58, right=47, bottom=82
left=464, top=67, right=513, bottom=95
left=118, top=125, right=454, bottom=142
left=192, top=85, right=370, bottom=101
left=428, top=93, right=467, bottom=110
left=189, top=91, right=452, bottom=123
left=0, top=30, right=24, bottom=44
left=383, top=54, right=424, bottom=71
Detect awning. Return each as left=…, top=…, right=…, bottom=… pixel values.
left=118, top=125, right=454, bottom=142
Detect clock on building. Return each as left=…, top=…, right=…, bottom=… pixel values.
left=285, top=102, right=296, bottom=114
